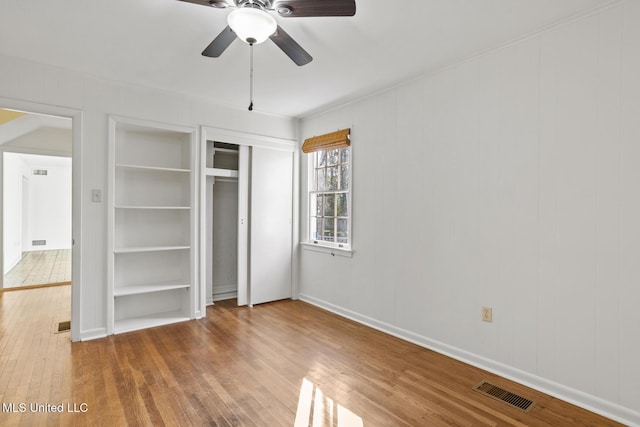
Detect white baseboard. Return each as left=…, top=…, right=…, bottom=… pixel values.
left=213, top=291, right=237, bottom=302
left=79, top=327, right=107, bottom=341
left=299, top=294, right=640, bottom=427
left=3, top=254, right=21, bottom=275
left=213, top=284, right=237, bottom=294
left=212, top=284, right=237, bottom=302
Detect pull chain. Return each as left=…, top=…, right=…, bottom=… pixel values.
left=248, top=41, right=254, bottom=111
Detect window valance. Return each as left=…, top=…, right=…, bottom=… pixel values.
left=301, top=128, right=350, bottom=153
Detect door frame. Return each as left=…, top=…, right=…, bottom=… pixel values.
left=199, top=126, right=298, bottom=309
left=0, top=98, right=82, bottom=342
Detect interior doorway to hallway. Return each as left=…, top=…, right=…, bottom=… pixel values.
left=0, top=101, right=81, bottom=342
left=1, top=110, right=73, bottom=291
left=3, top=153, right=72, bottom=289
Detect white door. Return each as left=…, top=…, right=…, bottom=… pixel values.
left=249, top=146, right=293, bottom=305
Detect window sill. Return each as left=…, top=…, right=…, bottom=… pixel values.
left=300, top=242, right=353, bottom=258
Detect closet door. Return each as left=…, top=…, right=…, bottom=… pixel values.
left=249, top=146, right=293, bottom=305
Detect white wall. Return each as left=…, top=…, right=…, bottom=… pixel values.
left=0, top=47, right=297, bottom=339
left=299, top=2, right=640, bottom=425
left=23, top=155, right=72, bottom=251
left=2, top=153, right=71, bottom=272
left=2, top=152, right=28, bottom=274
left=211, top=180, right=238, bottom=300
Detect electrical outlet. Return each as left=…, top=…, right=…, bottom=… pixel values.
left=482, top=307, right=493, bottom=322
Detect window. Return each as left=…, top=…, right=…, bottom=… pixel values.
left=309, top=146, right=351, bottom=248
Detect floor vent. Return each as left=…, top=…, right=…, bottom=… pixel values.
left=57, top=321, right=71, bottom=333
left=473, top=381, right=534, bottom=412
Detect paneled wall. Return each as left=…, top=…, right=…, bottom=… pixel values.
left=299, top=2, right=640, bottom=424
left=0, top=53, right=297, bottom=340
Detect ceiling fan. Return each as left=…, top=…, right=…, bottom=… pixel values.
left=178, top=0, right=356, bottom=66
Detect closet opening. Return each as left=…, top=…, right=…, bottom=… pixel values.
left=204, top=141, right=239, bottom=305
left=200, top=126, right=296, bottom=310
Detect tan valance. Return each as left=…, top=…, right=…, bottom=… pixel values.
left=301, top=128, right=350, bottom=153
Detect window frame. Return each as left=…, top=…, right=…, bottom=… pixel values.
left=307, top=145, right=352, bottom=251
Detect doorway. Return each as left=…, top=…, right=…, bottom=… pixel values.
left=0, top=103, right=81, bottom=341
left=3, top=152, right=72, bottom=289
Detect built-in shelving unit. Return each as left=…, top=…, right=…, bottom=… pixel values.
left=108, top=116, right=197, bottom=335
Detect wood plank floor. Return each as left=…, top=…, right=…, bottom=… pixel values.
left=0, top=286, right=623, bottom=426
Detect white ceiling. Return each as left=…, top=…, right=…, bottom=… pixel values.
left=0, top=0, right=613, bottom=118
left=6, top=152, right=72, bottom=169
left=0, top=113, right=71, bottom=145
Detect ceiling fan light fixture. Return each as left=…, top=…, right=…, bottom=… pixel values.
left=227, top=8, right=277, bottom=45
left=276, top=6, right=292, bottom=16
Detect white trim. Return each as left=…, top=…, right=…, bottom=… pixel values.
left=236, top=145, right=249, bottom=306
left=109, top=114, right=196, bottom=135
left=79, top=327, right=107, bottom=341
left=298, top=294, right=640, bottom=427
left=201, top=126, right=296, bottom=152
left=212, top=292, right=238, bottom=302
left=212, top=284, right=237, bottom=295
left=198, top=127, right=207, bottom=314
left=291, top=147, right=300, bottom=299
left=300, top=242, right=353, bottom=258
left=106, top=118, right=116, bottom=335
left=306, top=145, right=352, bottom=250
left=212, top=284, right=238, bottom=303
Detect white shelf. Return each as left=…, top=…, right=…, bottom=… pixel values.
left=115, top=205, right=191, bottom=210
left=205, top=167, right=239, bottom=178
left=114, top=310, right=190, bottom=334
left=114, top=281, right=190, bottom=297
left=114, top=245, right=190, bottom=254
left=116, top=163, right=190, bottom=173
left=214, top=148, right=239, bottom=154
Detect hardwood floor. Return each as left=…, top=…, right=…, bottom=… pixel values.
left=0, top=286, right=623, bottom=426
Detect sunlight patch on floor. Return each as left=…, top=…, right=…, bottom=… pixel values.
left=295, top=378, right=363, bottom=427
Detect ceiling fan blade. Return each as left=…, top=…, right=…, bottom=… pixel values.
left=178, top=0, right=232, bottom=8
left=269, top=26, right=312, bottom=66
left=202, top=26, right=237, bottom=57
left=271, top=0, right=355, bottom=17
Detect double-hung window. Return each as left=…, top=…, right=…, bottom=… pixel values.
left=304, top=129, right=351, bottom=249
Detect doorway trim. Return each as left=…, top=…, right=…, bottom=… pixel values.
left=0, top=97, right=82, bottom=342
